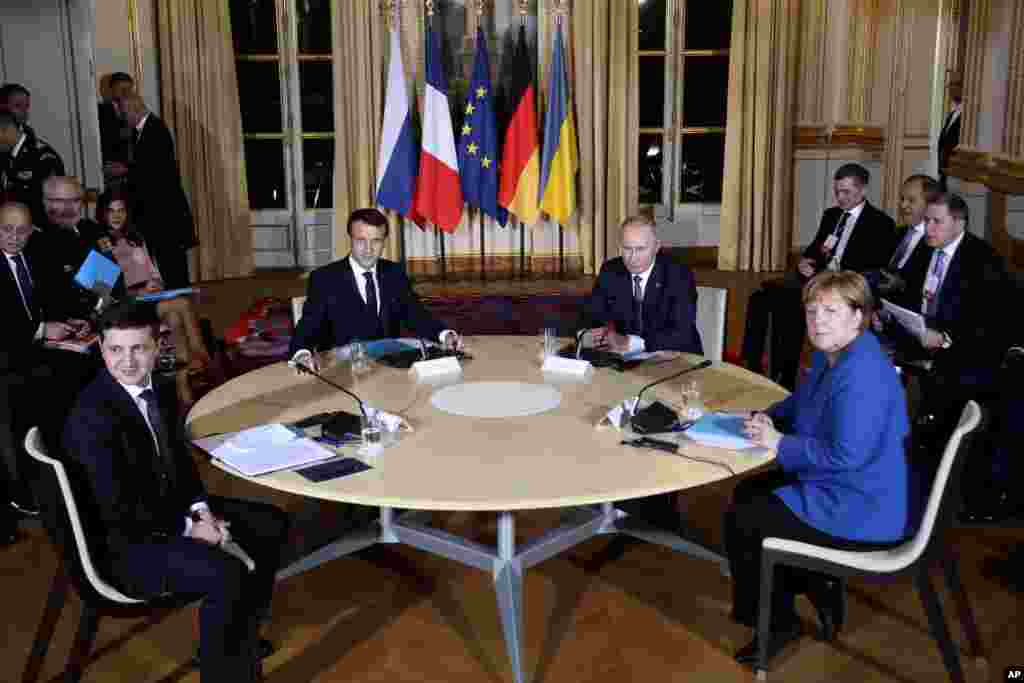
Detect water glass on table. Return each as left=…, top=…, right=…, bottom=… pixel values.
left=539, top=327, right=558, bottom=362
left=680, top=379, right=705, bottom=421
left=360, top=411, right=383, bottom=453
left=350, top=341, right=370, bottom=375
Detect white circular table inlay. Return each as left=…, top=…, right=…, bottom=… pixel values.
left=430, top=382, right=561, bottom=418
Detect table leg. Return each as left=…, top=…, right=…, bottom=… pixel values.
left=495, top=511, right=525, bottom=683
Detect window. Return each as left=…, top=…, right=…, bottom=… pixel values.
left=638, top=0, right=732, bottom=213
left=232, top=0, right=334, bottom=267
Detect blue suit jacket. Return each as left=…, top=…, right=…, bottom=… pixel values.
left=290, top=256, right=447, bottom=354
left=579, top=252, right=703, bottom=354
left=766, top=331, right=913, bottom=542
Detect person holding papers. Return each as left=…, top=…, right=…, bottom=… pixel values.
left=725, top=271, right=912, bottom=667
left=64, top=302, right=288, bottom=681
left=578, top=215, right=702, bottom=354
left=290, top=208, right=460, bottom=371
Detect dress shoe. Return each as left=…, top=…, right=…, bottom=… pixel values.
left=193, top=638, right=275, bottom=668
left=734, top=621, right=803, bottom=665
left=9, top=497, right=39, bottom=517
left=806, top=579, right=844, bottom=641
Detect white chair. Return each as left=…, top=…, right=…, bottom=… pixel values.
left=695, top=286, right=727, bottom=362
left=754, top=401, right=987, bottom=681
left=21, top=427, right=198, bottom=682
left=291, top=295, right=307, bottom=327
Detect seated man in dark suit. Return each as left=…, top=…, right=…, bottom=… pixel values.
left=64, top=302, right=288, bottom=680
left=873, top=174, right=940, bottom=298
left=0, top=202, right=99, bottom=542
left=742, top=163, right=896, bottom=389
left=290, top=208, right=460, bottom=371
left=579, top=215, right=702, bottom=354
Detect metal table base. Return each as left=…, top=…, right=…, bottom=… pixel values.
left=276, top=503, right=728, bottom=683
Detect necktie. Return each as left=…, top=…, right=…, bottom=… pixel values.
left=822, top=212, right=850, bottom=268
left=889, top=228, right=915, bottom=270
left=363, top=271, right=378, bottom=318
left=633, top=275, right=644, bottom=334
left=14, top=253, right=34, bottom=318
left=139, top=388, right=176, bottom=488
left=833, top=212, right=850, bottom=242
left=926, top=250, right=947, bottom=315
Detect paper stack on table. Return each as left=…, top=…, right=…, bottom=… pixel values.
left=199, top=424, right=337, bottom=477
left=684, top=413, right=756, bottom=450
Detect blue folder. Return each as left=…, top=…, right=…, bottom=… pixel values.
left=73, top=250, right=121, bottom=290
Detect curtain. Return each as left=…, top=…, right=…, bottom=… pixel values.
left=331, top=1, right=391, bottom=261
left=571, top=0, right=638, bottom=274
left=156, top=2, right=252, bottom=281
left=718, top=0, right=800, bottom=272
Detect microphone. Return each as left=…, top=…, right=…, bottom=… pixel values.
left=629, top=359, right=712, bottom=431
left=288, top=359, right=367, bottom=417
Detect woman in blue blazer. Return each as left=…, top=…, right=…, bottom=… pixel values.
left=726, top=270, right=913, bottom=665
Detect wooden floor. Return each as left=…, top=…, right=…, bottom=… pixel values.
left=5, top=270, right=1022, bottom=682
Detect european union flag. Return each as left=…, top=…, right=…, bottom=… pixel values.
left=458, top=27, right=508, bottom=227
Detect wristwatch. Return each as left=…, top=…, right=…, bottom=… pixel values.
left=940, top=331, right=953, bottom=349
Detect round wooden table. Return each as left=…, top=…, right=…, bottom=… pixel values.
left=187, top=336, right=787, bottom=683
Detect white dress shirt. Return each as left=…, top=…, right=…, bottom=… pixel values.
left=921, top=230, right=965, bottom=314
left=348, top=256, right=381, bottom=314
left=894, top=221, right=926, bottom=271
left=626, top=260, right=657, bottom=353
left=5, top=250, right=45, bottom=340
left=120, top=377, right=207, bottom=534
left=828, top=200, right=866, bottom=271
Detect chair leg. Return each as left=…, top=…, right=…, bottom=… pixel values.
left=64, top=604, right=100, bottom=683
left=754, top=559, right=775, bottom=681
left=914, top=567, right=966, bottom=683
left=942, top=556, right=986, bottom=661
left=22, top=567, right=72, bottom=683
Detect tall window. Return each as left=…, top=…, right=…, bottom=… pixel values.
left=638, top=0, right=732, bottom=216
left=231, top=0, right=334, bottom=268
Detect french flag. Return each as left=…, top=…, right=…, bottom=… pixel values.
left=375, top=24, right=418, bottom=217
left=411, top=25, right=463, bottom=233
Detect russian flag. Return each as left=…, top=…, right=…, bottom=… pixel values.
left=375, top=24, right=418, bottom=217
left=411, top=25, right=463, bottom=233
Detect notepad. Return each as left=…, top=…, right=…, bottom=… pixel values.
left=202, top=424, right=338, bottom=476
left=685, top=413, right=756, bottom=450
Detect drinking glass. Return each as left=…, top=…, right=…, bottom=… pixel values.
left=350, top=341, right=370, bottom=374
left=360, top=411, right=382, bottom=451
left=680, top=379, right=705, bottom=421
left=539, top=327, right=558, bottom=362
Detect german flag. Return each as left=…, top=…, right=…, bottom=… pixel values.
left=498, top=25, right=540, bottom=226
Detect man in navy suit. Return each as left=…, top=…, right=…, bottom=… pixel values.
left=579, top=215, right=703, bottom=355
left=64, top=302, right=288, bottom=681
left=290, top=208, right=459, bottom=371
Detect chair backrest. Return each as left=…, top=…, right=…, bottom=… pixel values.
left=292, top=295, right=307, bottom=327
left=902, top=401, right=982, bottom=567
left=695, top=286, right=727, bottom=362
left=23, top=427, right=144, bottom=605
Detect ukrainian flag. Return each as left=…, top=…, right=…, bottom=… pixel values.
left=539, top=24, right=577, bottom=225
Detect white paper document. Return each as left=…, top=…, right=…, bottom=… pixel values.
left=198, top=424, right=337, bottom=477
left=881, top=298, right=927, bottom=342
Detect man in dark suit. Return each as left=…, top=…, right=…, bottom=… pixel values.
left=64, top=302, right=288, bottom=681
left=99, top=72, right=135, bottom=189
left=579, top=215, right=702, bottom=354
left=0, top=202, right=99, bottom=543
left=290, top=208, right=460, bottom=371
left=116, top=94, right=196, bottom=288
left=871, top=174, right=940, bottom=301
left=742, top=163, right=896, bottom=389
left=938, top=94, right=962, bottom=191
left=898, top=192, right=1007, bottom=457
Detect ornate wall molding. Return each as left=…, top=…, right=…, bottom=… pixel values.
left=948, top=148, right=1024, bottom=195
left=793, top=124, right=885, bottom=149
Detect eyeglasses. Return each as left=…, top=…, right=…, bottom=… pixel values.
left=0, top=224, right=34, bottom=236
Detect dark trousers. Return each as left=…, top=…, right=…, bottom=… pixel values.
left=147, top=240, right=191, bottom=289
left=725, top=469, right=900, bottom=631
left=742, top=277, right=805, bottom=391
left=109, top=497, right=288, bottom=680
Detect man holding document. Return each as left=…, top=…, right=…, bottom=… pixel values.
left=64, top=303, right=288, bottom=680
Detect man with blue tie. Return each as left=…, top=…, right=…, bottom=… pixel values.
left=579, top=215, right=703, bottom=354
left=0, top=202, right=97, bottom=542
left=290, top=208, right=460, bottom=371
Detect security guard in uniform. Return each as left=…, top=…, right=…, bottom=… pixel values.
left=0, top=109, right=65, bottom=227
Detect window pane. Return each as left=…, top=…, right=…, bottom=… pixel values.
left=304, top=139, right=334, bottom=209
left=678, top=132, right=725, bottom=203
left=681, top=55, right=729, bottom=127
left=300, top=62, right=333, bottom=132
left=230, top=0, right=277, bottom=54
left=639, top=133, right=664, bottom=205
left=684, top=0, right=733, bottom=50
left=638, top=56, right=665, bottom=128
left=237, top=61, right=283, bottom=133
left=243, top=140, right=287, bottom=209
left=638, top=0, right=666, bottom=51
left=297, top=0, right=332, bottom=54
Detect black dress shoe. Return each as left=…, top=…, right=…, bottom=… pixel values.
left=192, top=638, right=275, bottom=667
left=806, top=579, right=844, bottom=642
left=734, top=621, right=803, bottom=665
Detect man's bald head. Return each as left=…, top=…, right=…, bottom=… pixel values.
left=43, top=176, right=84, bottom=229
left=0, top=202, right=34, bottom=255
